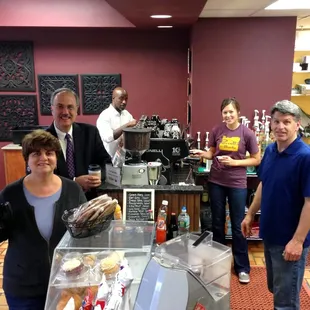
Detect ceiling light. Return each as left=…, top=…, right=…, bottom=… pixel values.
left=265, top=0, right=310, bottom=10
left=151, top=15, right=172, bottom=19
left=157, top=26, right=173, bottom=28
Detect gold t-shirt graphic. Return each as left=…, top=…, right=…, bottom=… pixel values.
left=219, top=136, right=240, bottom=152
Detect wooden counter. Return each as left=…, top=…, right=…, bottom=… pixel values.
left=97, top=184, right=203, bottom=232
left=1, top=144, right=25, bottom=185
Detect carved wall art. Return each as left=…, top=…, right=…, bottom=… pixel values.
left=0, top=41, right=35, bottom=91
left=81, top=74, right=121, bottom=115
left=38, top=74, right=80, bottom=115
left=0, top=95, right=38, bottom=141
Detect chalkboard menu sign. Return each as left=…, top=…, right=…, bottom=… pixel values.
left=123, top=189, right=155, bottom=221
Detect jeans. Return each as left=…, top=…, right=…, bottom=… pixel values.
left=208, top=182, right=250, bottom=274
left=5, top=293, right=46, bottom=310
left=264, top=241, right=309, bottom=310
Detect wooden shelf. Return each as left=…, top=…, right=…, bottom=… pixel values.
left=2, top=148, right=26, bottom=185
left=291, top=94, right=310, bottom=97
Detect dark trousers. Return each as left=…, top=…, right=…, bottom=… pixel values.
left=208, top=182, right=250, bottom=274
left=5, top=293, right=46, bottom=310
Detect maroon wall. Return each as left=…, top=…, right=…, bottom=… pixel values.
left=190, top=17, right=296, bottom=138
left=0, top=27, right=189, bottom=190
left=0, top=0, right=134, bottom=27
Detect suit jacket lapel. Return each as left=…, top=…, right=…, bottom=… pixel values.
left=72, top=123, right=84, bottom=176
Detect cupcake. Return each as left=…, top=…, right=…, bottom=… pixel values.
left=100, top=256, right=119, bottom=278
left=62, top=258, right=84, bottom=276
left=83, top=254, right=96, bottom=267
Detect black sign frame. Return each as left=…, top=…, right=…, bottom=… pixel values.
left=123, top=189, right=155, bottom=221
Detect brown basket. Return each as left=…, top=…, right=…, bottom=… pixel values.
left=62, top=209, right=113, bottom=239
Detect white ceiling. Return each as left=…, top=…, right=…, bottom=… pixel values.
left=200, top=0, right=310, bottom=29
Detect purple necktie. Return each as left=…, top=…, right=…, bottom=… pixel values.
left=65, top=133, right=75, bottom=179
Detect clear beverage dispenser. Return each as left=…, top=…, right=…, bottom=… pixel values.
left=134, top=231, right=232, bottom=310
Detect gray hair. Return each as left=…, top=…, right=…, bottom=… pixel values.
left=50, top=88, right=80, bottom=107
left=270, top=100, right=301, bottom=121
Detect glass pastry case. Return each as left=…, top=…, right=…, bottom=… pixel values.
left=44, top=220, right=155, bottom=310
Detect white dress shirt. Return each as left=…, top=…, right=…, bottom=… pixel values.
left=54, top=122, right=73, bottom=160
left=96, top=104, right=133, bottom=158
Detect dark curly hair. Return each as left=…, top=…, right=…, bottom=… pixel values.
left=22, top=129, right=61, bottom=162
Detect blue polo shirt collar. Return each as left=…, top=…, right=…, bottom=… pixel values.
left=272, top=136, right=302, bottom=155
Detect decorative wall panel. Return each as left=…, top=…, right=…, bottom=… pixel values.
left=0, top=41, right=35, bottom=91
left=81, top=74, right=121, bottom=115
left=38, top=75, right=79, bottom=115
left=0, top=95, right=38, bottom=141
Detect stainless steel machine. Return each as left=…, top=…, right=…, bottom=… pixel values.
left=121, top=115, right=190, bottom=185
left=134, top=232, right=232, bottom=310
left=142, top=138, right=189, bottom=184
left=121, top=127, right=155, bottom=186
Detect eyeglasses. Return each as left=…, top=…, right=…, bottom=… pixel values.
left=54, top=103, right=77, bottom=111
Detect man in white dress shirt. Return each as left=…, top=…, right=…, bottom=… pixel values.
left=96, top=87, right=137, bottom=158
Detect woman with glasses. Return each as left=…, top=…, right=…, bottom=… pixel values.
left=193, top=98, right=260, bottom=284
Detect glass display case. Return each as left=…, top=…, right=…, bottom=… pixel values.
left=44, top=220, right=155, bottom=310
left=134, top=232, right=232, bottom=310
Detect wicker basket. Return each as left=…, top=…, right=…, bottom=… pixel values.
left=62, top=208, right=113, bottom=239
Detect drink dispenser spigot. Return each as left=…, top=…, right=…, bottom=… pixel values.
left=262, top=110, right=266, bottom=123
left=253, top=110, right=260, bottom=131
left=239, top=116, right=246, bottom=125
left=197, top=132, right=201, bottom=149
left=261, top=110, right=266, bottom=132
left=265, top=115, right=271, bottom=137
left=204, top=132, right=209, bottom=151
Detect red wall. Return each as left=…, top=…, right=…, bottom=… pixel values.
left=190, top=17, right=296, bottom=138
left=0, top=27, right=189, bottom=190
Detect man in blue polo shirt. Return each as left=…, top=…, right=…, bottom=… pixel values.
left=241, top=100, right=310, bottom=310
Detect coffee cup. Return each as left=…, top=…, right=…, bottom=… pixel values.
left=88, top=164, right=101, bottom=179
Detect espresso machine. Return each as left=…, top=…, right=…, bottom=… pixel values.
left=121, top=115, right=190, bottom=185
left=134, top=232, right=232, bottom=310
left=142, top=138, right=189, bottom=184
left=139, top=115, right=190, bottom=184
left=121, top=127, right=163, bottom=186
left=121, top=127, right=151, bottom=185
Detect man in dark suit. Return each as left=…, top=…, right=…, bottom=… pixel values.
left=47, top=88, right=111, bottom=197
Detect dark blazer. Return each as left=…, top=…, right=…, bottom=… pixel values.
left=47, top=122, right=111, bottom=180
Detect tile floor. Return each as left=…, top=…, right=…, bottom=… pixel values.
left=0, top=241, right=308, bottom=309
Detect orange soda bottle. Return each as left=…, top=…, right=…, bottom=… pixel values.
left=156, top=210, right=167, bottom=244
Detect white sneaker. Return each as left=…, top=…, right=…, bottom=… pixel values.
left=238, top=272, right=250, bottom=284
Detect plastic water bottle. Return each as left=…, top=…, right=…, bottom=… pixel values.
left=178, top=206, right=190, bottom=235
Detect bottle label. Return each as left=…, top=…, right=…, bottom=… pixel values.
left=157, top=219, right=166, bottom=230
left=172, top=231, right=178, bottom=238
left=179, top=219, right=189, bottom=229
left=194, top=303, right=206, bottom=310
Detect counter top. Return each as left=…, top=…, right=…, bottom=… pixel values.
left=98, top=183, right=204, bottom=193
left=194, top=168, right=258, bottom=178
left=1, top=143, right=22, bottom=150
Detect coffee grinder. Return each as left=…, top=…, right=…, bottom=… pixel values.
left=122, top=127, right=152, bottom=185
